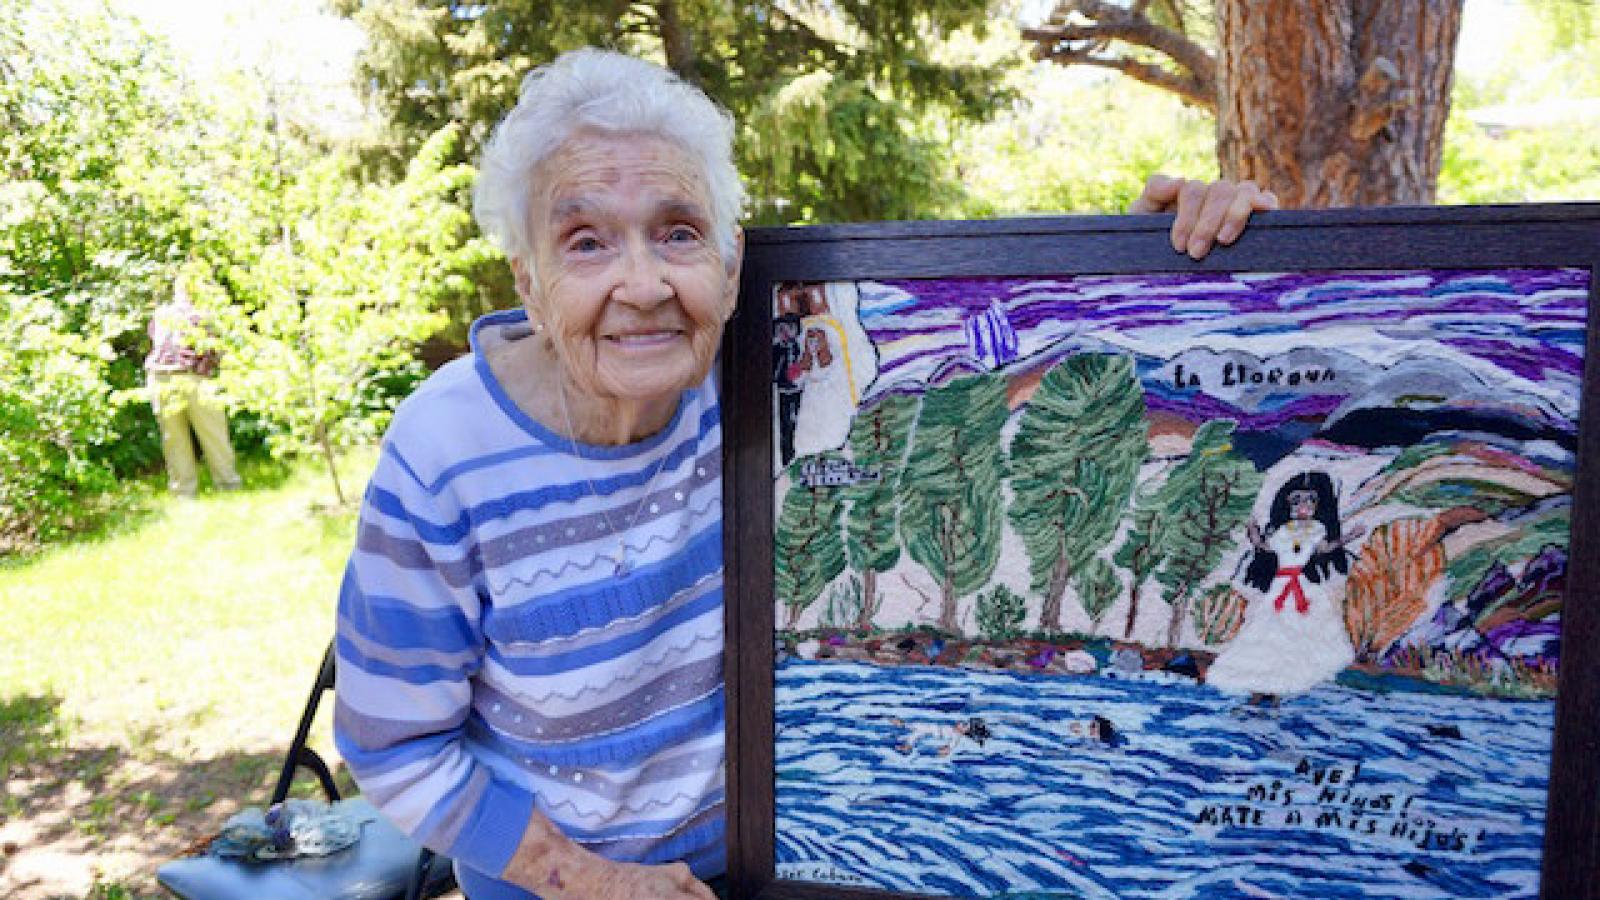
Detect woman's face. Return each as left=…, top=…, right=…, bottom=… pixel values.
left=1287, top=488, right=1318, bottom=520
left=514, top=130, right=741, bottom=406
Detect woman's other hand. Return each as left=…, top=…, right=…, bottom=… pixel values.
left=505, top=814, right=718, bottom=900
left=575, top=860, right=718, bottom=900
left=524, top=855, right=717, bottom=900
left=1131, top=174, right=1280, bottom=260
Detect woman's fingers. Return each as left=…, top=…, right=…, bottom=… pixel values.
left=1185, top=181, right=1243, bottom=259
left=674, top=864, right=719, bottom=900
left=1134, top=173, right=1279, bottom=259
left=1168, top=178, right=1210, bottom=255
left=1215, top=181, right=1280, bottom=246
left=1180, top=180, right=1280, bottom=258
left=1130, top=172, right=1183, bottom=214
left=1212, top=181, right=1260, bottom=246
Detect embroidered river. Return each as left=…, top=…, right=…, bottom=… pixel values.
left=774, top=660, right=1551, bottom=899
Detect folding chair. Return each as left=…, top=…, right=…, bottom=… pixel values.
left=158, top=641, right=455, bottom=900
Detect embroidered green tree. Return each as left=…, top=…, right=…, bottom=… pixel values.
left=775, top=454, right=847, bottom=631
left=1075, top=556, right=1121, bottom=632
left=975, top=584, right=1028, bottom=641
left=1153, top=419, right=1262, bottom=647
left=1008, top=354, right=1147, bottom=634
left=899, top=372, right=1009, bottom=634
left=1114, top=487, right=1168, bottom=640
left=842, top=393, right=918, bottom=632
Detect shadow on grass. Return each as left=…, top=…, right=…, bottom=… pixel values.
left=0, top=693, right=70, bottom=786
left=0, top=688, right=358, bottom=898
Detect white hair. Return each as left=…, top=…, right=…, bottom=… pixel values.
left=473, top=48, right=745, bottom=271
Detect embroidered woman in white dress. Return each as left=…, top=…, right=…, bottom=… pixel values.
left=792, top=324, right=855, bottom=457
left=1207, top=472, right=1365, bottom=701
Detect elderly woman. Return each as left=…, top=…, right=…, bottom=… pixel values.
left=333, top=48, right=1274, bottom=900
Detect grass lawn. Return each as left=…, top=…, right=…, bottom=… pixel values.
left=0, top=450, right=392, bottom=898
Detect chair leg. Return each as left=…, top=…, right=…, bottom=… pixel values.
left=295, top=746, right=342, bottom=802
left=271, top=642, right=337, bottom=805
left=405, top=847, right=436, bottom=900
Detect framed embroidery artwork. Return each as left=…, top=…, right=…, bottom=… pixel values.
left=719, top=205, right=1600, bottom=900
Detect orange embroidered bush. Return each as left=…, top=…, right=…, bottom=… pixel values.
left=1193, top=583, right=1248, bottom=645
left=1344, top=517, right=1446, bottom=661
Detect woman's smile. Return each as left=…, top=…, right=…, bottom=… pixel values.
left=605, top=328, right=684, bottom=348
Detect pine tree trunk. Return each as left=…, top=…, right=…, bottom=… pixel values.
left=938, top=505, right=959, bottom=633
left=939, top=569, right=957, bottom=634
left=1123, top=543, right=1151, bottom=640
left=1215, top=0, right=1464, bottom=207
left=655, top=0, right=700, bottom=85
left=1166, top=589, right=1190, bottom=648
left=1039, top=547, right=1072, bottom=635
left=858, top=568, right=878, bottom=633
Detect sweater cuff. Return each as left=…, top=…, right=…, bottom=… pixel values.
left=447, top=776, right=536, bottom=877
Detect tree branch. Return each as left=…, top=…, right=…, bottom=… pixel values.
left=899, top=573, right=938, bottom=616
left=1034, top=48, right=1215, bottom=111
left=765, top=6, right=853, bottom=73
left=644, top=0, right=699, bottom=85
left=1023, top=0, right=1217, bottom=109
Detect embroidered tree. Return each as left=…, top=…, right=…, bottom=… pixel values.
left=1009, top=353, right=1147, bottom=634
left=1075, top=556, right=1122, bottom=633
left=975, top=584, right=1028, bottom=642
left=775, top=454, right=847, bottom=631
left=1152, top=419, right=1262, bottom=647
left=899, top=373, right=1009, bottom=634
left=842, top=393, right=918, bottom=631
left=1114, top=485, right=1168, bottom=640
left=1344, top=516, right=1446, bottom=661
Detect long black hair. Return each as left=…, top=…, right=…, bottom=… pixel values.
left=1243, top=471, right=1350, bottom=592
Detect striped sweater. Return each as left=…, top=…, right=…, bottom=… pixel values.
left=333, top=309, right=725, bottom=891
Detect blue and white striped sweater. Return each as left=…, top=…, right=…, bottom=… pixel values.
left=334, top=310, right=725, bottom=889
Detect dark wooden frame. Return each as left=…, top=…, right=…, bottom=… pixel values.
left=719, top=204, right=1600, bottom=900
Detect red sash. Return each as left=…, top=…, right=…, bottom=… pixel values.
left=1273, top=567, right=1309, bottom=614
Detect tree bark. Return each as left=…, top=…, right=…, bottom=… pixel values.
left=938, top=505, right=959, bottom=634
left=1039, top=542, right=1072, bottom=634
left=1215, top=0, right=1464, bottom=207
left=1165, top=588, right=1191, bottom=648
left=1122, top=541, right=1151, bottom=640
left=858, top=567, right=878, bottom=633
left=316, top=422, right=346, bottom=507
left=654, top=0, right=699, bottom=86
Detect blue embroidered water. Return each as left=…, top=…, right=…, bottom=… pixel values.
left=775, top=659, right=1550, bottom=899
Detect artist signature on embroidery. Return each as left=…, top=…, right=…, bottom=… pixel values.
left=775, top=862, right=872, bottom=886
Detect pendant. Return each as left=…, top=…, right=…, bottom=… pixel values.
left=613, top=544, right=631, bottom=577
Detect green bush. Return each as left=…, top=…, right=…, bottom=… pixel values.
left=975, top=584, right=1027, bottom=641
left=0, top=291, right=127, bottom=544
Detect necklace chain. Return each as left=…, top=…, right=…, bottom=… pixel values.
left=555, top=378, right=671, bottom=577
